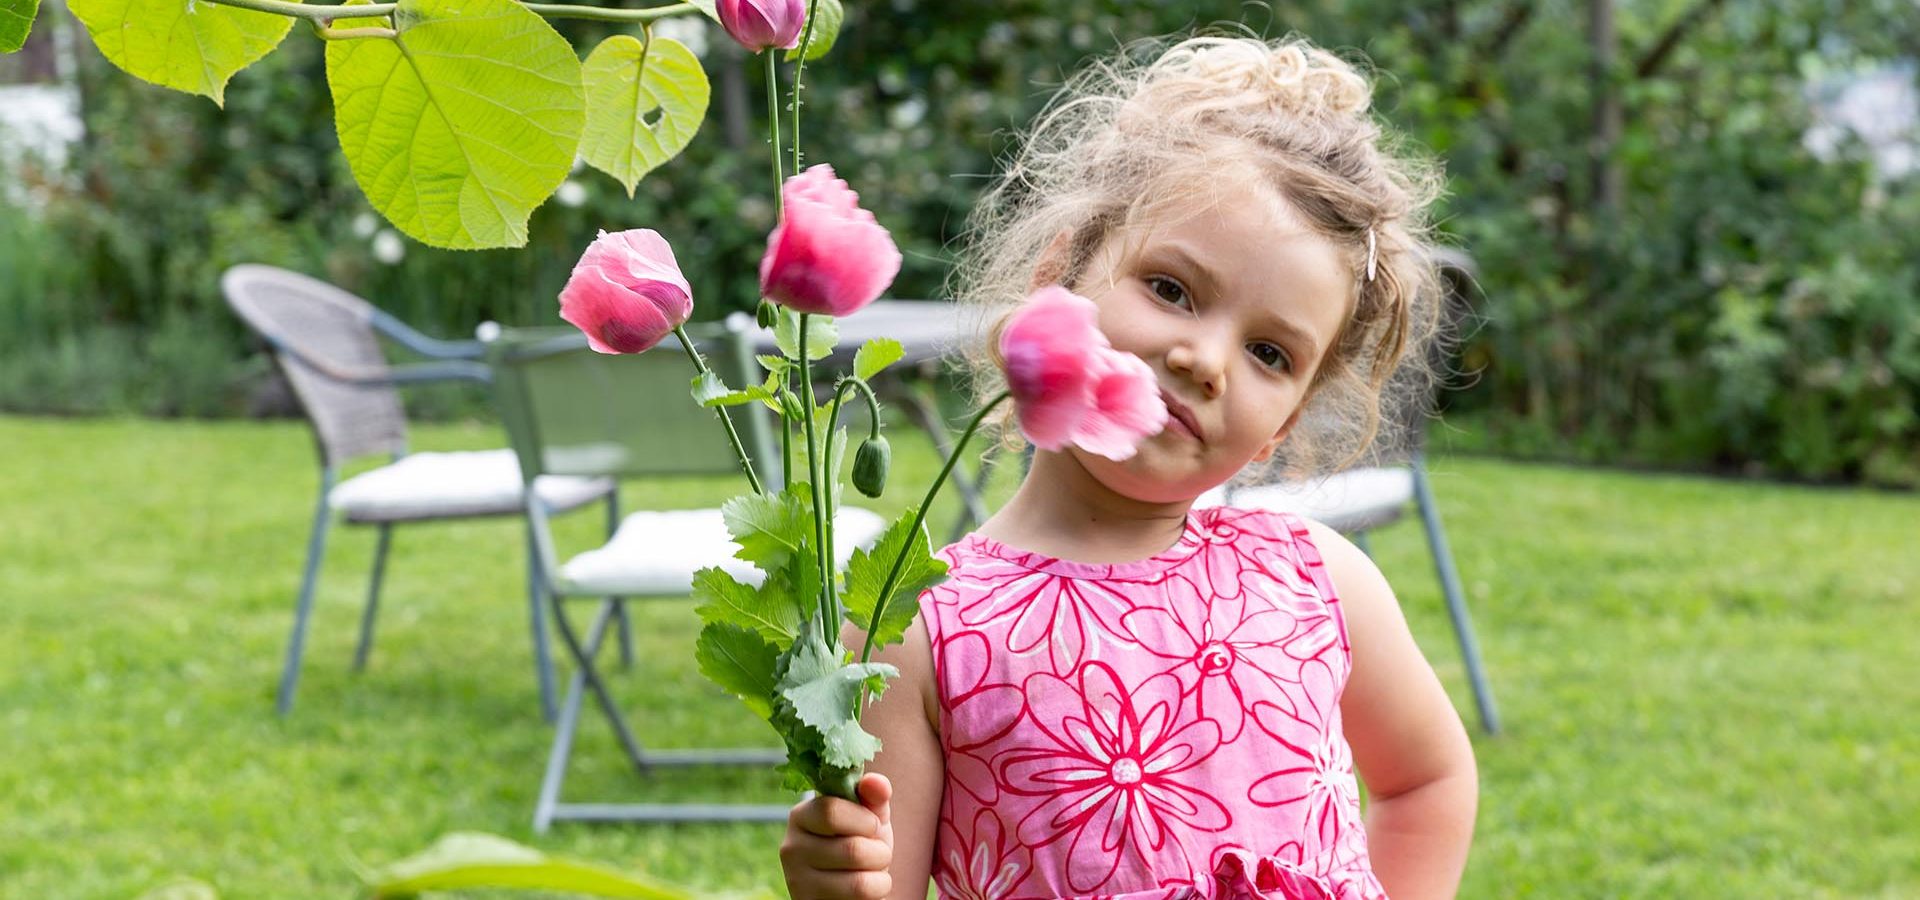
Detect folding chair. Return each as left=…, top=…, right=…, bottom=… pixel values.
left=220, top=264, right=620, bottom=720
left=1206, top=251, right=1500, bottom=734
left=485, top=321, right=889, bottom=829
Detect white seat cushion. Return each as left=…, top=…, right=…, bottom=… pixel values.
left=1224, top=466, right=1415, bottom=533
left=328, top=449, right=612, bottom=523
left=560, top=506, right=889, bottom=596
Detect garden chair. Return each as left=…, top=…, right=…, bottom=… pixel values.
left=220, top=264, right=621, bottom=721
left=483, top=321, right=889, bottom=829
left=1201, top=250, right=1501, bottom=734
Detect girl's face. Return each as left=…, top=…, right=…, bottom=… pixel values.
left=1062, top=191, right=1354, bottom=503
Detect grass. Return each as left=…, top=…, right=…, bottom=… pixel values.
left=0, top=414, right=1914, bottom=898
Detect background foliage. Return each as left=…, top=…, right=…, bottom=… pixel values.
left=2, top=0, right=1917, bottom=484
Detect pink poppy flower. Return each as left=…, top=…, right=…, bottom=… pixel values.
left=558, top=228, right=693, bottom=354
left=716, top=0, right=805, bottom=52
left=999, top=286, right=1169, bottom=460
left=759, top=165, right=901, bottom=317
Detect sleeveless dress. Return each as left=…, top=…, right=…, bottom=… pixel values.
left=917, top=506, right=1388, bottom=900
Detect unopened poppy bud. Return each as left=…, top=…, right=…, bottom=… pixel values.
left=756, top=298, right=778, bottom=330
left=852, top=435, right=890, bottom=498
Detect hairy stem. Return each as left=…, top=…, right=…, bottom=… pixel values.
left=798, top=318, right=833, bottom=643
left=789, top=0, right=822, bottom=173
left=672, top=326, right=765, bottom=495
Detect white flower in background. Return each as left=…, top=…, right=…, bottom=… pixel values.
left=889, top=96, right=926, bottom=130
left=652, top=15, right=708, bottom=58
left=556, top=180, right=588, bottom=207
left=372, top=230, right=406, bottom=265
left=351, top=212, right=378, bottom=238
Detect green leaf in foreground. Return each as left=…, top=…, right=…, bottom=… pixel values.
left=695, top=622, right=780, bottom=721
left=1, top=0, right=39, bottom=54
left=775, top=307, right=838, bottom=361
left=771, top=626, right=895, bottom=795
left=366, top=831, right=751, bottom=899
left=692, top=566, right=799, bottom=642
left=854, top=337, right=904, bottom=381
left=692, top=370, right=777, bottom=408
left=721, top=485, right=812, bottom=573
left=843, top=512, right=948, bottom=649
left=785, top=0, right=843, bottom=62
left=326, top=0, right=584, bottom=249
left=67, top=0, right=292, bottom=104
left=581, top=34, right=708, bottom=197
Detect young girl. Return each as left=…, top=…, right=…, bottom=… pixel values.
left=781, top=34, right=1477, bottom=900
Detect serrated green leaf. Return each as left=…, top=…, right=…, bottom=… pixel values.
left=692, top=371, right=773, bottom=408
left=853, top=337, right=904, bottom=381
left=367, top=831, right=729, bottom=899
left=692, top=566, right=799, bottom=643
left=775, top=307, right=837, bottom=361
left=843, top=512, right=948, bottom=650
left=1, top=0, right=39, bottom=54
left=695, top=622, right=780, bottom=721
left=776, top=628, right=895, bottom=770
left=68, top=0, right=292, bottom=104
left=326, top=0, right=583, bottom=249
left=581, top=34, right=707, bottom=197
left=784, top=0, right=842, bottom=62
left=721, top=487, right=811, bottom=572
left=756, top=354, right=791, bottom=374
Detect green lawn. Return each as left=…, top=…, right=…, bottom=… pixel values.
left=1, top=415, right=1914, bottom=898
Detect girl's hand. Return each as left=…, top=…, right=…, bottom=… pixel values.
left=780, top=773, right=896, bottom=900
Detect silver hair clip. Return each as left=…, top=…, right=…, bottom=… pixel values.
left=1365, top=227, right=1378, bottom=283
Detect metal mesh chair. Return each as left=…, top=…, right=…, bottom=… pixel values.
left=1211, top=250, right=1501, bottom=734
left=220, top=264, right=619, bottom=720
left=485, top=321, right=889, bottom=829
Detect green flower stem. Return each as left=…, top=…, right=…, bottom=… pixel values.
left=790, top=0, right=822, bottom=173
left=859, top=391, right=1010, bottom=665
left=830, top=378, right=884, bottom=441
left=765, top=54, right=785, bottom=213
left=199, top=0, right=694, bottom=23
left=798, top=317, right=834, bottom=643
left=780, top=392, right=794, bottom=489
left=671, top=326, right=764, bottom=495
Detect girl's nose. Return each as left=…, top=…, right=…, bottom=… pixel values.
left=1166, top=335, right=1226, bottom=399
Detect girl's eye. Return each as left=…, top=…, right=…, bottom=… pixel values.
left=1248, top=341, right=1292, bottom=373
left=1147, top=276, right=1190, bottom=308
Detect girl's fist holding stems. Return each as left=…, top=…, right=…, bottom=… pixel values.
left=781, top=774, right=896, bottom=900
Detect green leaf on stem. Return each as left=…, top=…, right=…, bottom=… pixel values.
left=775, top=626, right=895, bottom=772
left=326, top=0, right=584, bottom=249
left=853, top=337, right=904, bottom=381
left=1, top=0, right=38, bottom=54
left=67, top=0, right=292, bottom=104
left=692, top=371, right=775, bottom=408
left=364, top=831, right=730, bottom=899
left=843, top=512, right=948, bottom=649
left=774, top=308, right=837, bottom=361
left=694, top=622, right=781, bottom=721
left=691, top=566, right=799, bottom=643
left=784, top=0, right=842, bottom=62
left=580, top=34, right=708, bottom=197
left=682, top=0, right=718, bottom=22
left=721, top=484, right=812, bottom=573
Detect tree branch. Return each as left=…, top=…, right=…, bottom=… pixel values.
left=199, top=0, right=694, bottom=25
left=1634, top=0, right=1728, bottom=80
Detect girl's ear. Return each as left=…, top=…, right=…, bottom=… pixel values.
left=1029, top=229, right=1075, bottom=291
left=1249, top=407, right=1306, bottom=464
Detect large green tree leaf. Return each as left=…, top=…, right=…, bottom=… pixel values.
left=1, top=0, right=37, bottom=54
left=366, top=831, right=760, bottom=898
left=67, top=0, right=293, bottom=104
left=842, top=512, right=947, bottom=649
left=694, top=623, right=780, bottom=721
left=580, top=34, right=708, bottom=197
left=786, top=0, right=841, bottom=62
left=325, top=0, right=583, bottom=249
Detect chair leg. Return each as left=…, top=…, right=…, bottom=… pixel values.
left=352, top=524, right=394, bottom=672
left=526, top=524, right=558, bottom=724
left=277, top=471, right=336, bottom=716
left=534, top=603, right=606, bottom=834
left=1410, top=456, right=1501, bottom=735
left=548, top=597, right=650, bottom=775
left=606, top=490, right=633, bottom=670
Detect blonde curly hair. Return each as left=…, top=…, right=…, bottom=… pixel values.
left=951, top=33, right=1449, bottom=478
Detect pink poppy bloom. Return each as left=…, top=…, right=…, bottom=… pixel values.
left=999, top=286, right=1169, bottom=459
left=716, top=0, right=805, bottom=52
left=558, top=229, right=693, bottom=354
left=759, top=165, right=901, bottom=317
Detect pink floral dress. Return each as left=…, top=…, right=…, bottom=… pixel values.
left=917, top=506, right=1388, bottom=900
